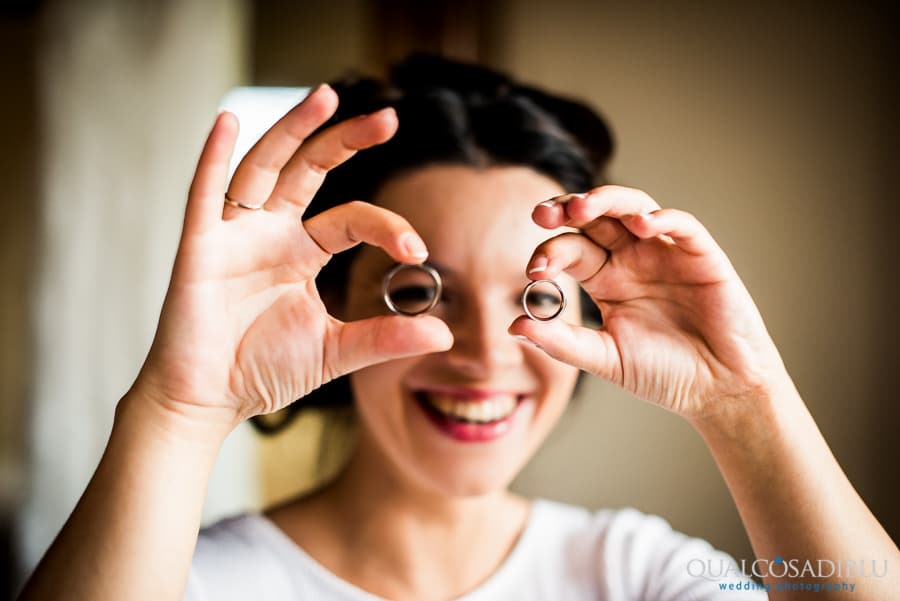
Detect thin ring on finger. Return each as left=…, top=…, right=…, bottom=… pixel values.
left=224, top=191, right=266, bottom=211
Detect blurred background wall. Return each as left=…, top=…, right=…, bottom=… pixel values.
left=2, top=0, right=897, bottom=597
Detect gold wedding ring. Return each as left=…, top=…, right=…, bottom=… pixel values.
left=224, top=192, right=265, bottom=211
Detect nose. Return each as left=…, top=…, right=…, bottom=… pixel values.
left=442, top=292, right=523, bottom=378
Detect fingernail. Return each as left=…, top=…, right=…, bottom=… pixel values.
left=527, top=256, right=548, bottom=274
left=359, top=107, right=395, bottom=122
left=560, top=192, right=589, bottom=203
left=215, top=110, right=237, bottom=128
left=401, top=233, right=428, bottom=259
left=640, top=210, right=656, bottom=219
left=537, top=200, right=557, bottom=208
left=513, top=334, right=542, bottom=349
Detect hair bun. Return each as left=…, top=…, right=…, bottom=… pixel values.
left=513, top=86, right=615, bottom=170
left=391, top=53, right=515, bottom=99
left=390, top=54, right=613, bottom=169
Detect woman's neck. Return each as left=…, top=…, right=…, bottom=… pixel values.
left=267, top=432, right=531, bottom=601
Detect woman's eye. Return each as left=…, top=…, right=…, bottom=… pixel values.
left=526, top=292, right=559, bottom=307
left=382, top=263, right=443, bottom=315
left=385, top=285, right=439, bottom=314
left=390, top=285, right=436, bottom=304
left=522, top=286, right=564, bottom=320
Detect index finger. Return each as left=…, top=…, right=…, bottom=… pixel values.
left=225, top=84, right=339, bottom=211
left=533, top=185, right=662, bottom=230
left=184, top=111, right=239, bottom=234
left=303, top=201, right=429, bottom=264
left=265, top=107, right=399, bottom=215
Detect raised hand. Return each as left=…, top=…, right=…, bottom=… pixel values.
left=509, top=185, right=790, bottom=420
left=134, top=85, right=452, bottom=431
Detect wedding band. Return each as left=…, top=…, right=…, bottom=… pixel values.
left=382, top=263, right=443, bottom=316
left=224, top=192, right=265, bottom=211
left=381, top=265, right=565, bottom=321
left=522, top=279, right=567, bottom=322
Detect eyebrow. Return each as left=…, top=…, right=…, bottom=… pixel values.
left=425, top=259, right=532, bottom=287
left=424, top=259, right=458, bottom=279
left=362, top=257, right=459, bottom=286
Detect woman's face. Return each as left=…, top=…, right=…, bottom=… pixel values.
left=344, top=165, right=582, bottom=497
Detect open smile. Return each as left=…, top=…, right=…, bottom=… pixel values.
left=411, top=386, right=530, bottom=442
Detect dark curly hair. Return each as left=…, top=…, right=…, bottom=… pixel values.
left=251, top=54, right=614, bottom=435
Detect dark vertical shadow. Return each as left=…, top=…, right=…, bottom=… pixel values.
left=368, top=0, right=497, bottom=68
left=868, top=2, right=900, bottom=545
left=0, top=4, right=40, bottom=599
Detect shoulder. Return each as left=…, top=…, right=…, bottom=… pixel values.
left=193, top=512, right=276, bottom=564
left=185, top=513, right=297, bottom=601
left=524, top=499, right=767, bottom=601
left=527, top=497, right=680, bottom=554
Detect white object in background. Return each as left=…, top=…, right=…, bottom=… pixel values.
left=218, top=87, right=310, bottom=181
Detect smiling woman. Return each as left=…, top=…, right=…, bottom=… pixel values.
left=18, top=55, right=899, bottom=601
left=344, top=165, right=581, bottom=489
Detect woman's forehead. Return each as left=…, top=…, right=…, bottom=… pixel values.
left=372, top=165, right=567, bottom=257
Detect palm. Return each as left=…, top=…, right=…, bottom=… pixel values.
left=154, top=215, right=328, bottom=417
left=137, top=87, right=451, bottom=426
left=518, top=188, right=786, bottom=419
left=593, top=238, right=771, bottom=415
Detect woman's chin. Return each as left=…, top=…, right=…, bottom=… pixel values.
left=416, top=461, right=520, bottom=499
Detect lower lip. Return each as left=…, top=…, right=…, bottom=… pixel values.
left=413, top=393, right=526, bottom=442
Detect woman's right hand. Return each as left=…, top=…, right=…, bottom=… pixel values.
left=131, top=84, right=452, bottom=435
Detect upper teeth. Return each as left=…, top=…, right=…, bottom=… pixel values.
left=423, top=393, right=518, bottom=423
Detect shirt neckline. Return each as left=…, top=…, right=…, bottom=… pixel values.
left=249, top=498, right=548, bottom=601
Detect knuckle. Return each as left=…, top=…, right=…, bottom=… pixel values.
left=345, top=200, right=368, bottom=213
left=636, top=188, right=657, bottom=204
left=672, top=208, right=702, bottom=228
left=300, top=155, right=329, bottom=177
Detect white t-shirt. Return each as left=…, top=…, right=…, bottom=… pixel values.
left=185, top=498, right=768, bottom=600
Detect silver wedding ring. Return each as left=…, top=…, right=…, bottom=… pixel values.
left=521, top=279, right=567, bottom=321
left=382, top=263, right=443, bottom=316
left=381, top=263, right=566, bottom=322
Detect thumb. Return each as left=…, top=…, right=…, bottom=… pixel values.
left=327, top=314, right=453, bottom=377
left=508, top=316, right=621, bottom=383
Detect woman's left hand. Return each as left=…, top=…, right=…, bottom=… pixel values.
left=509, top=185, right=792, bottom=420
